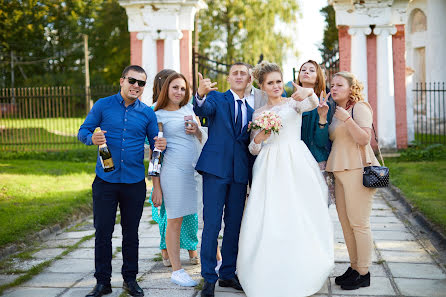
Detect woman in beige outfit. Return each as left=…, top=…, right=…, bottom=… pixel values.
left=326, top=72, right=380, bottom=290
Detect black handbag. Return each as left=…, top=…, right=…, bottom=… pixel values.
left=352, top=106, right=390, bottom=188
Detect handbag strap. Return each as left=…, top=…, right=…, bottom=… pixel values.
left=352, top=105, right=385, bottom=167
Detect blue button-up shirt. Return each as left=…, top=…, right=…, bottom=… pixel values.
left=78, top=92, right=159, bottom=184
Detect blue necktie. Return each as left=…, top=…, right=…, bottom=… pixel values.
left=235, top=99, right=243, bottom=135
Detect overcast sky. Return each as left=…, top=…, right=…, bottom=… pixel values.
left=282, top=0, right=327, bottom=82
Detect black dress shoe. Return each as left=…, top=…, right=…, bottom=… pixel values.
left=335, top=266, right=353, bottom=285
left=341, top=271, right=370, bottom=290
left=201, top=281, right=215, bottom=297
left=85, top=284, right=112, bottom=297
left=218, top=276, right=243, bottom=291
left=123, top=280, right=144, bottom=296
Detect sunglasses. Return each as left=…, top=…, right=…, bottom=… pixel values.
left=123, top=76, right=146, bottom=87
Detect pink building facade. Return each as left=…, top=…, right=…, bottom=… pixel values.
left=119, top=0, right=206, bottom=105
left=331, top=0, right=411, bottom=149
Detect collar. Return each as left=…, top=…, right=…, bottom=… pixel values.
left=117, top=91, right=139, bottom=107
left=229, top=89, right=246, bottom=104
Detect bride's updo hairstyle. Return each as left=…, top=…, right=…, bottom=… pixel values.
left=253, top=61, right=283, bottom=86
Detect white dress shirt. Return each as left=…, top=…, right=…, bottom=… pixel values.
left=230, top=89, right=248, bottom=132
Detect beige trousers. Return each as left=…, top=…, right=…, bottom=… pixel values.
left=334, top=169, right=376, bottom=275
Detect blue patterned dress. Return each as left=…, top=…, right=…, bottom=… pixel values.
left=147, top=104, right=199, bottom=251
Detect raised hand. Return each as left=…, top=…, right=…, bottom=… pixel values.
left=197, top=72, right=218, bottom=97
left=290, top=82, right=313, bottom=102
left=317, top=91, right=330, bottom=122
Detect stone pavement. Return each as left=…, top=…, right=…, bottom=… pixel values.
left=1, top=189, right=446, bottom=297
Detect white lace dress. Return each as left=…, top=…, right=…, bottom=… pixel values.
left=237, top=96, right=334, bottom=297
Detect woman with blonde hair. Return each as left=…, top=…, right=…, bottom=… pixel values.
left=326, top=71, right=380, bottom=290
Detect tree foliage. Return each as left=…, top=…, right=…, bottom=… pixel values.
left=319, top=4, right=338, bottom=56
left=197, top=0, right=299, bottom=66
left=0, top=0, right=129, bottom=87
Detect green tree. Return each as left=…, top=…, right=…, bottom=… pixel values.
left=89, top=0, right=129, bottom=86
left=197, top=0, right=299, bottom=66
left=0, top=0, right=129, bottom=87
left=0, top=0, right=51, bottom=87
left=319, top=4, right=338, bottom=56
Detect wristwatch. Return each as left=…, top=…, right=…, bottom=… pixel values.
left=318, top=122, right=327, bottom=128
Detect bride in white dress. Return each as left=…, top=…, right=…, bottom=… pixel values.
left=237, top=62, right=334, bottom=297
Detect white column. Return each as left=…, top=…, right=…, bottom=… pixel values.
left=374, top=25, right=397, bottom=149
left=139, top=32, right=158, bottom=106
left=348, top=26, right=371, bottom=100
left=161, top=30, right=183, bottom=72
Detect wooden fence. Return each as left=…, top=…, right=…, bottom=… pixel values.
left=0, top=85, right=118, bottom=151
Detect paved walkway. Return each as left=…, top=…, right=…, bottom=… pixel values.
left=1, top=189, right=446, bottom=297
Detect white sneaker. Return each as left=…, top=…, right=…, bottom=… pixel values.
left=215, top=260, right=222, bottom=274
left=171, top=269, right=197, bottom=287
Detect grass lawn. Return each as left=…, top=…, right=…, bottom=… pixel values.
left=0, top=150, right=153, bottom=249
left=0, top=159, right=96, bottom=248
left=415, top=133, right=446, bottom=145
left=0, top=117, right=85, bottom=135
left=0, top=117, right=86, bottom=151
left=386, top=159, right=446, bottom=233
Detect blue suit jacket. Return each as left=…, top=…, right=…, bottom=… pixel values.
left=194, top=90, right=254, bottom=184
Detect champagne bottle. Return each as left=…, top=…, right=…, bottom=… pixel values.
left=99, top=142, right=115, bottom=172
left=148, top=123, right=164, bottom=176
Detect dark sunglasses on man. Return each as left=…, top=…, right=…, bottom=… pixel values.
left=123, top=76, right=146, bottom=87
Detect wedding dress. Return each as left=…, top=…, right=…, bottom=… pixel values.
left=237, top=96, right=334, bottom=297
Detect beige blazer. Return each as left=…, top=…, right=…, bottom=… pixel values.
left=326, top=102, right=380, bottom=172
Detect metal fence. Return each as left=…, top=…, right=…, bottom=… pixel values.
left=413, top=82, right=446, bottom=144
left=0, top=85, right=118, bottom=151
left=192, top=50, right=231, bottom=94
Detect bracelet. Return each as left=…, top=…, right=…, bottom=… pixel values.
left=344, top=116, right=351, bottom=123
left=318, top=122, right=327, bottom=127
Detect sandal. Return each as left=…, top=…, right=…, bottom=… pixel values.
left=189, top=256, right=200, bottom=265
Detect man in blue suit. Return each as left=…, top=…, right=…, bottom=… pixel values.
left=194, top=63, right=254, bottom=297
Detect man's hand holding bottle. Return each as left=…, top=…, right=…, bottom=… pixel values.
left=92, top=130, right=107, bottom=145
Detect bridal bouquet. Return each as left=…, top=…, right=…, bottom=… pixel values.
left=248, top=111, right=282, bottom=134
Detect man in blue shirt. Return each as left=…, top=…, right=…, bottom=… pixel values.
left=78, top=65, right=166, bottom=297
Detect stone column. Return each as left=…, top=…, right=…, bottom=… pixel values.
left=338, top=25, right=351, bottom=72
left=119, top=0, right=206, bottom=105
left=138, top=32, right=158, bottom=105
left=348, top=26, right=372, bottom=101
left=130, top=32, right=142, bottom=65
left=367, top=33, right=378, bottom=150
left=161, top=30, right=183, bottom=72
left=392, top=24, right=408, bottom=149
left=374, top=25, right=397, bottom=149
